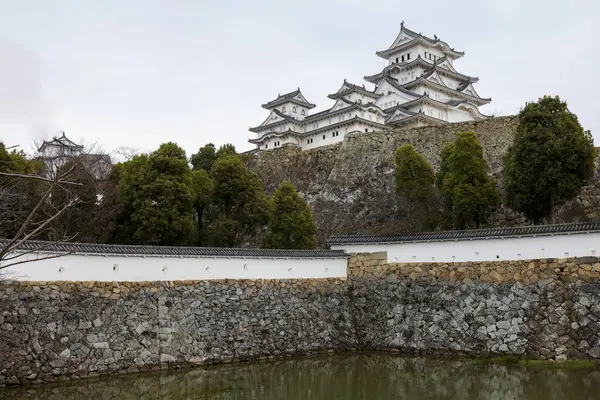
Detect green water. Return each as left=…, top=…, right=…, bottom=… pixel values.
left=2, top=354, right=600, bottom=400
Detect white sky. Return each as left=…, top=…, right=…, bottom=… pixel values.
left=0, top=0, right=598, bottom=157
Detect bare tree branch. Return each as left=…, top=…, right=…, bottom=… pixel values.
left=0, top=163, right=83, bottom=274
left=0, top=171, right=83, bottom=186
left=0, top=252, right=73, bottom=270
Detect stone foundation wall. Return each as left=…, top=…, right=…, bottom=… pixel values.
left=251, top=118, right=600, bottom=243
left=0, top=279, right=354, bottom=386
left=3, top=254, right=600, bottom=386
left=349, top=253, right=600, bottom=360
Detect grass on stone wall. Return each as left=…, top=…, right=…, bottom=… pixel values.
left=474, top=355, right=598, bottom=370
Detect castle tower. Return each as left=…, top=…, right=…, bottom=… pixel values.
left=249, top=22, right=491, bottom=151
left=365, top=22, right=491, bottom=128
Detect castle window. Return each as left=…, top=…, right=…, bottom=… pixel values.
left=301, top=109, right=306, bottom=116
left=323, top=135, right=326, bottom=140
left=282, top=107, right=286, bottom=113
left=365, top=128, right=368, bottom=132
left=265, top=144, right=268, bottom=149
left=401, top=55, right=405, bottom=62
left=292, top=107, right=297, bottom=113
left=407, top=53, right=411, bottom=60
left=395, top=57, right=399, bottom=63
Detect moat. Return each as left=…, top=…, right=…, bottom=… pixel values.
left=1, top=353, right=599, bottom=400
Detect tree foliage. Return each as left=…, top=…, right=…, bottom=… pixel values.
left=504, top=96, right=596, bottom=223
left=437, top=132, right=499, bottom=229
left=209, top=154, right=269, bottom=246
left=263, top=181, right=317, bottom=249
left=394, top=144, right=440, bottom=231
left=0, top=144, right=42, bottom=239
left=395, top=144, right=435, bottom=201
left=116, top=143, right=195, bottom=245
left=190, top=169, right=213, bottom=245
left=216, top=143, right=237, bottom=159
left=45, top=159, right=99, bottom=242
left=191, top=143, right=217, bottom=172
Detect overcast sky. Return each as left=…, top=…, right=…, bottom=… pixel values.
left=0, top=0, right=598, bottom=157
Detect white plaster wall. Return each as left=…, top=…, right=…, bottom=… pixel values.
left=439, top=75, right=462, bottom=90
left=421, top=104, right=446, bottom=121
left=447, top=107, right=475, bottom=123
left=301, top=127, right=343, bottom=149
left=3, top=253, right=348, bottom=282
left=388, top=67, right=423, bottom=85
left=422, top=46, right=445, bottom=61
left=330, top=232, right=600, bottom=263
left=261, top=134, right=300, bottom=150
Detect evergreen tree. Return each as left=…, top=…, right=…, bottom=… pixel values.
left=504, top=96, right=595, bottom=223
left=437, top=132, right=499, bottom=229
left=191, top=143, right=217, bottom=172
left=0, top=143, right=41, bottom=239
left=263, top=181, right=317, bottom=249
left=190, top=169, right=213, bottom=245
left=46, top=159, right=98, bottom=242
left=395, top=144, right=435, bottom=202
left=216, top=143, right=237, bottom=159
left=116, top=142, right=195, bottom=245
left=209, top=154, right=269, bottom=246
left=394, top=144, right=441, bottom=231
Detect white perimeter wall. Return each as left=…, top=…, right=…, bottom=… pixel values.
left=2, top=253, right=348, bottom=282
left=330, top=232, right=600, bottom=263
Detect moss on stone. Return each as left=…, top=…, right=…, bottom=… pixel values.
left=477, top=356, right=599, bottom=370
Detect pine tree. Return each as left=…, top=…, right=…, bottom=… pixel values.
left=190, top=169, right=213, bottom=245
left=209, top=154, right=269, bottom=246
left=504, top=96, right=596, bottom=223
left=191, top=143, right=217, bottom=172
left=263, top=181, right=317, bottom=249
left=116, top=142, right=195, bottom=245
left=394, top=144, right=440, bottom=231
left=437, top=132, right=499, bottom=229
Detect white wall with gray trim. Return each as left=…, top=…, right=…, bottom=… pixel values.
left=3, top=252, right=348, bottom=282
left=330, top=232, right=600, bottom=263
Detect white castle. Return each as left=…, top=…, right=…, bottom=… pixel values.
left=249, top=22, right=491, bottom=151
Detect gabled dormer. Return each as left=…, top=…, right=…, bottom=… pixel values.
left=376, top=22, right=465, bottom=65
left=37, top=132, right=84, bottom=158
left=261, top=88, right=316, bottom=120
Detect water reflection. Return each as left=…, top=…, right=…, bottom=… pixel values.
left=2, top=354, right=600, bottom=400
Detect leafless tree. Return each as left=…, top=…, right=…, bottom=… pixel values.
left=0, top=165, right=82, bottom=271
left=113, top=146, right=140, bottom=162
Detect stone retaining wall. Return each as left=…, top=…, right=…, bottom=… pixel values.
left=0, top=279, right=354, bottom=386
left=349, top=253, right=600, bottom=360
left=3, top=254, right=600, bottom=386
left=252, top=117, right=600, bottom=243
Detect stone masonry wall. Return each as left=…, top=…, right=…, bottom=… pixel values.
left=0, top=279, right=354, bottom=386
left=349, top=253, right=600, bottom=360
left=252, top=117, right=600, bottom=243
left=3, top=254, right=600, bottom=386
left=253, top=117, right=519, bottom=243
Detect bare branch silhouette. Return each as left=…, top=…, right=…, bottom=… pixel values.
left=0, top=166, right=82, bottom=271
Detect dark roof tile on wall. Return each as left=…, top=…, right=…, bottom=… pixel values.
left=1, top=240, right=349, bottom=259
left=328, top=223, right=600, bottom=245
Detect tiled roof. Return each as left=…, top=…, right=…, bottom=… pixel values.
left=37, top=132, right=84, bottom=152
left=376, top=24, right=465, bottom=59
left=80, top=154, right=112, bottom=164
left=261, top=89, right=316, bottom=110
left=2, top=240, right=349, bottom=259
left=328, top=223, right=600, bottom=245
